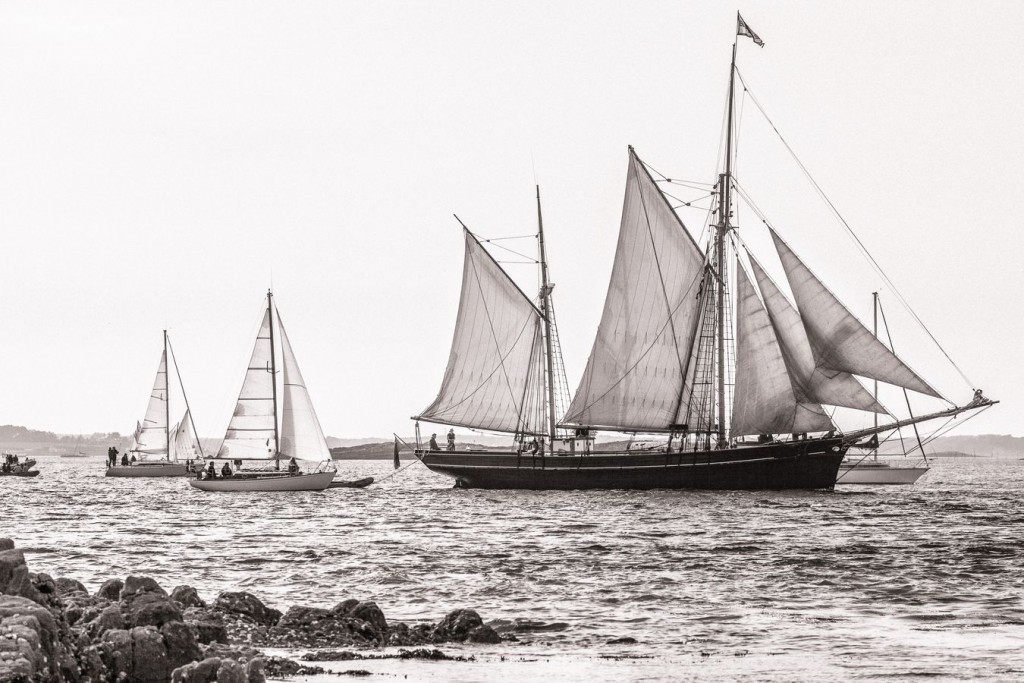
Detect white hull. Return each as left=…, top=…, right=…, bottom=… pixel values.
left=836, top=464, right=929, bottom=485
left=188, top=470, right=335, bottom=492
left=105, top=463, right=188, bottom=478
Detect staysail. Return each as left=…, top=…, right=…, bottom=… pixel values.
left=416, top=229, right=547, bottom=435
left=217, top=309, right=277, bottom=460
left=278, top=316, right=332, bottom=462
left=168, top=411, right=197, bottom=462
left=747, top=254, right=887, bottom=414
left=563, top=148, right=706, bottom=431
left=134, top=351, right=169, bottom=458
left=769, top=229, right=942, bottom=399
left=730, top=265, right=834, bottom=436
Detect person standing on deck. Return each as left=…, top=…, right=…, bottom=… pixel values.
left=446, top=429, right=455, bottom=451
left=429, top=434, right=439, bottom=451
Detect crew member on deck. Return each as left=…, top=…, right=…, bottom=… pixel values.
left=121, top=453, right=129, bottom=466
left=429, top=434, right=439, bottom=451
left=220, top=462, right=232, bottom=477
left=288, top=457, right=299, bottom=474
left=205, top=461, right=217, bottom=479
left=130, top=454, right=137, bottom=464
left=529, top=437, right=540, bottom=455
left=447, top=429, right=455, bottom=451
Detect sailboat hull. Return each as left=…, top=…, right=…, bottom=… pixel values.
left=105, top=463, right=188, bottom=477
left=418, top=439, right=846, bottom=490
left=188, top=471, right=335, bottom=492
left=836, top=463, right=929, bottom=485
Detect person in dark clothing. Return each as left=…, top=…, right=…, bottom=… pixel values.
left=129, top=454, right=137, bottom=464
left=529, top=437, right=540, bottom=455
left=446, top=429, right=455, bottom=451
left=429, top=434, right=439, bottom=451
left=205, top=462, right=217, bottom=479
left=220, top=462, right=232, bottom=477
left=121, top=453, right=129, bottom=466
left=288, top=457, right=299, bottom=474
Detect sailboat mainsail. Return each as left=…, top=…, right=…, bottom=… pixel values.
left=416, top=228, right=549, bottom=437
left=133, top=351, right=169, bottom=458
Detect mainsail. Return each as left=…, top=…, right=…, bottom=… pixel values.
left=730, top=265, right=834, bottom=436
left=563, top=148, right=706, bottom=431
left=747, top=255, right=886, bottom=414
left=218, top=310, right=277, bottom=460
left=278, top=316, right=332, bottom=462
left=416, top=229, right=547, bottom=435
left=134, top=351, right=169, bottom=458
left=769, top=229, right=942, bottom=399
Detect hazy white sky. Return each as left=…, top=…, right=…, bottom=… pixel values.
left=1, top=1, right=1021, bottom=439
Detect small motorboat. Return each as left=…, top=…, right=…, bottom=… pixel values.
left=328, top=477, right=374, bottom=489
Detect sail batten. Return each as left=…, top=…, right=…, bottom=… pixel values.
left=770, top=229, right=943, bottom=399
left=563, top=149, right=707, bottom=430
left=218, top=310, right=277, bottom=460
left=417, top=229, right=548, bottom=435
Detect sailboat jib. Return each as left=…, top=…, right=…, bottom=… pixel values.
left=730, top=265, right=834, bottom=437
left=562, top=148, right=707, bottom=432
left=747, top=253, right=887, bottom=414
left=217, top=309, right=277, bottom=460
left=133, top=350, right=170, bottom=458
left=277, top=315, right=332, bottom=463
left=769, top=229, right=944, bottom=400
left=416, top=229, right=548, bottom=436
left=168, top=411, right=197, bottom=462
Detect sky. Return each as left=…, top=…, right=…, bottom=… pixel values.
left=1, top=1, right=1021, bottom=439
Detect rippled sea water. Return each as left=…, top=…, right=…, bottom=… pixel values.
left=3, top=456, right=1023, bottom=681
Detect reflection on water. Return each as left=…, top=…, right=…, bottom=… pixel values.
left=3, top=457, right=1023, bottom=681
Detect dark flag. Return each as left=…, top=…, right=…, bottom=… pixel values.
left=737, top=13, right=764, bottom=47
left=393, top=436, right=401, bottom=470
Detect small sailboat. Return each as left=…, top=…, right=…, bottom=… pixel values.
left=189, top=291, right=336, bottom=492
left=59, top=438, right=89, bottom=458
left=106, top=331, right=202, bottom=478
left=413, top=15, right=995, bottom=491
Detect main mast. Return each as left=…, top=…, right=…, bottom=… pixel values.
left=266, top=289, right=281, bottom=470
left=536, top=186, right=557, bottom=455
left=163, top=329, right=170, bottom=460
left=715, top=40, right=738, bottom=445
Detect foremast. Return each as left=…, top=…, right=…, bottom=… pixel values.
left=266, top=289, right=281, bottom=470
left=163, top=329, right=171, bottom=460
left=536, top=186, right=558, bottom=456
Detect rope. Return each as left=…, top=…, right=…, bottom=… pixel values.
left=733, top=67, right=976, bottom=391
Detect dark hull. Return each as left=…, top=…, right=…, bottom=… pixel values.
left=418, top=438, right=846, bottom=490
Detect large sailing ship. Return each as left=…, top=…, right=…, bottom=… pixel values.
left=107, top=331, right=202, bottom=478
left=190, top=291, right=336, bottom=492
left=413, top=15, right=995, bottom=490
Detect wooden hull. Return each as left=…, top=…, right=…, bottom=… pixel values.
left=836, top=464, right=929, bottom=485
left=418, top=438, right=846, bottom=490
left=105, top=463, right=188, bottom=477
left=189, top=471, right=335, bottom=492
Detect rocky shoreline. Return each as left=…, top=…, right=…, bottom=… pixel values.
left=0, top=539, right=503, bottom=682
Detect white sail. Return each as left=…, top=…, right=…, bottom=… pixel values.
left=563, top=148, right=706, bottom=431
left=416, top=229, right=547, bottom=435
left=169, top=411, right=197, bottom=462
left=731, top=265, right=834, bottom=437
left=769, top=229, right=942, bottom=399
left=217, top=309, right=277, bottom=460
left=748, top=255, right=886, bottom=414
left=277, top=315, right=332, bottom=463
left=134, top=351, right=169, bottom=459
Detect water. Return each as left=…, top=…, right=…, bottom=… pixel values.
left=2, top=457, right=1023, bottom=681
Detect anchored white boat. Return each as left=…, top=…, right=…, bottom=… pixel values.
left=837, top=457, right=928, bottom=485
left=190, top=291, right=336, bottom=493
left=107, top=331, right=203, bottom=478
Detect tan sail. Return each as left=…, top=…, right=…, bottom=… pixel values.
left=770, top=229, right=942, bottom=399
left=731, top=265, right=834, bottom=437
left=748, top=254, right=886, bottom=414
left=416, top=229, right=547, bottom=435
left=563, top=148, right=706, bottom=431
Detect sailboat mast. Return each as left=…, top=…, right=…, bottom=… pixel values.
left=163, top=329, right=170, bottom=460
left=266, top=290, right=281, bottom=470
left=715, top=40, right=738, bottom=445
left=873, top=292, right=879, bottom=460
left=536, top=185, right=557, bottom=455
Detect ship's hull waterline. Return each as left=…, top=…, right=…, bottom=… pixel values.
left=418, top=438, right=847, bottom=490
left=188, top=470, right=336, bottom=492
left=105, top=463, right=188, bottom=477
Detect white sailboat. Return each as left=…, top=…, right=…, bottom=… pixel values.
left=189, top=291, right=336, bottom=492
left=106, top=331, right=202, bottom=478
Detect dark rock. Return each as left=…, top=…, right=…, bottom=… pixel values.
left=245, top=657, right=265, bottom=683
left=0, top=549, right=42, bottom=603
left=330, top=598, right=359, bottom=615
left=125, top=591, right=184, bottom=629
left=216, top=658, right=246, bottom=683
left=348, top=601, right=388, bottom=634
left=262, top=657, right=326, bottom=677
left=121, top=575, right=169, bottom=600
left=171, top=656, right=220, bottom=683
left=54, top=577, right=88, bottom=597
left=172, top=585, right=207, bottom=609
left=0, top=538, right=14, bottom=551
left=0, top=595, right=63, bottom=679
left=185, top=607, right=229, bottom=645
left=339, top=670, right=372, bottom=677
left=466, top=624, right=501, bottom=644
left=432, top=608, right=485, bottom=643
left=96, top=578, right=124, bottom=601
left=88, top=604, right=125, bottom=638
left=99, top=628, right=133, bottom=680
left=213, top=592, right=281, bottom=626
left=606, top=636, right=637, bottom=644
left=162, top=619, right=203, bottom=670
left=131, top=625, right=172, bottom=682
left=276, top=605, right=333, bottom=628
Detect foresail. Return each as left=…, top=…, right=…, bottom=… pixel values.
left=134, top=350, right=169, bottom=458
left=218, top=309, right=277, bottom=460
left=748, top=255, right=886, bottom=414
left=169, top=411, right=196, bottom=462
left=417, top=229, right=547, bottom=435
left=563, top=148, right=705, bottom=431
left=277, top=314, right=332, bottom=462
left=770, top=229, right=943, bottom=399
left=731, top=266, right=834, bottom=437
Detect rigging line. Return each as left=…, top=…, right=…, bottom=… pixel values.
left=733, top=67, right=975, bottom=390
left=166, top=336, right=205, bottom=458
left=877, top=294, right=928, bottom=462
left=477, top=234, right=538, bottom=242
left=641, top=159, right=715, bottom=189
